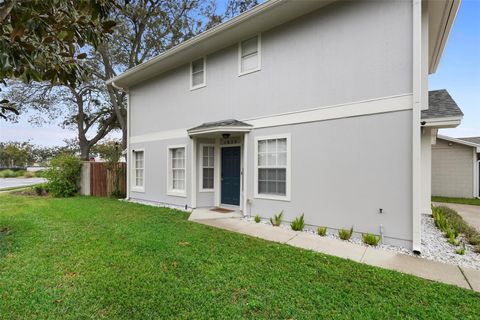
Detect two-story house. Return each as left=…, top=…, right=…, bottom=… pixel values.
left=107, top=0, right=462, bottom=251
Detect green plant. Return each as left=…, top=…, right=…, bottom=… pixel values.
left=455, top=247, right=465, bottom=255
left=0, top=169, right=21, bottom=178
left=362, top=233, right=381, bottom=246
left=254, top=215, right=261, bottom=223
left=445, top=228, right=458, bottom=240
left=317, top=226, right=327, bottom=236
left=23, top=171, right=35, bottom=178
left=338, top=227, right=353, bottom=240
left=44, top=154, right=82, bottom=197
left=290, top=213, right=305, bottom=231
left=270, top=211, right=283, bottom=227
left=33, top=184, right=46, bottom=196
left=433, top=205, right=480, bottom=246
left=447, top=235, right=460, bottom=246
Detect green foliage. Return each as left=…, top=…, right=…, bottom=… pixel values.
left=432, top=205, right=480, bottom=246
left=362, top=233, right=381, bottom=246
left=455, top=247, right=465, bottom=255
left=254, top=215, right=261, bottom=223
left=44, top=154, right=82, bottom=197
left=339, top=227, right=353, bottom=240
left=432, top=196, right=480, bottom=206
left=0, top=169, right=21, bottom=178
left=33, top=184, right=47, bottom=196
left=290, top=213, right=305, bottom=231
left=317, top=226, right=327, bottom=236
left=270, top=211, right=283, bottom=227
left=0, top=195, right=480, bottom=318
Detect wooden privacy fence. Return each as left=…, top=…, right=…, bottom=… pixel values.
left=87, top=162, right=126, bottom=197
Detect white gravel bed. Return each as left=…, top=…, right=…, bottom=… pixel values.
left=242, top=215, right=480, bottom=270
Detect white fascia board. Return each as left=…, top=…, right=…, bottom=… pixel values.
left=437, top=135, right=480, bottom=149
left=187, top=126, right=252, bottom=136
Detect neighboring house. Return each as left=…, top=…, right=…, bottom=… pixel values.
left=108, top=0, right=461, bottom=251
left=432, top=135, right=480, bottom=199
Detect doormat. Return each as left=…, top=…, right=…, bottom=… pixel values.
left=211, top=207, right=234, bottom=213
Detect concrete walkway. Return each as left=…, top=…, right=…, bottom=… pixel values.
left=189, top=208, right=480, bottom=292
left=434, top=202, right=480, bottom=231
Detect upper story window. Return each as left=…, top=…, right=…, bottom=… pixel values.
left=254, top=134, right=291, bottom=201
left=239, top=34, right=261, bottom=76
left=132, top=150, right=145, bottom=192
left=190, top=57, right=206, bottom=90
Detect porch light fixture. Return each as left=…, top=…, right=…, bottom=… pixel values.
left=222, top=133, right=231, bottom=139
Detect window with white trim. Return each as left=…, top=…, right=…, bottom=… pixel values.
left=170, top=147, right=186, bottom=192
left=191, top=57, right=206, bottom=89
left=257, top=137, right=288, bottom=197
left=239, top=35, right=260, bottom=75
left=133, top=150, right=144, bottom=189
left=201, top=145, right=214, bottom=190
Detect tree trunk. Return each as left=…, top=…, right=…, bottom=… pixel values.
left=79, top=142, right=90, bottom=161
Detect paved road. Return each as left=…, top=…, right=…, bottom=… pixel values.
left=434, top=202, right=480, bottom=231
left=0, top=178, right=47, bottom=190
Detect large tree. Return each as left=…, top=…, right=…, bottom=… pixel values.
left=0, top=0, right=116, bottom=119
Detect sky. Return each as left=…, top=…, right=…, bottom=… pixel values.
left=0, top=0, right=479, bottom=147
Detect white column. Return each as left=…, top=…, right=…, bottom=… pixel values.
left=214, top=137, right=221, bottom=207
left=191, top=137, right=197, bottom=209
left=243, top=132, right=249, bottom=216
left=412, top=0, right=423, bottom=252
left=126, top=90, right=131, bottom=200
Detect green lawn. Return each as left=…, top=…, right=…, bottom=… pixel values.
left=432, top=196, right=480, bottom=206
left=1, top=195, right=479, bottom=319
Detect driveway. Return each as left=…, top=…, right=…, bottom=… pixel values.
left=434, top=202, right=480, bottom=231
left=0, top=178, right=47, bottom=190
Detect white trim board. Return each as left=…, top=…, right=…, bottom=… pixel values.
left=129, top=94, right=413, bottom=144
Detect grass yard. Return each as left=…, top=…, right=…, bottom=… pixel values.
left=1, top=195, right=479, bottom=319
left=432, top=196, right=480, bottom=206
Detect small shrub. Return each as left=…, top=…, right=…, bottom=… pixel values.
left=44, top=154, right=82, bottom=197
left=455, top=247, right=465, bottom=255
left=473, top=245, right=480, bottom=254
left=317, top=226, right=327, bottom=236
left=0, top=169, right=17, bottom=178
left=468, top=235, right=480, bottom=246
left=33, top=184, right=45, bottom=196
left=254, top=215, right=261, bottom=223
left=270, top=211, right=283, bottom=227
left=362, top=233, right=381, bottom=246
left=339, top=227, right=353, bottom=240
left=445, top=228, right=458, bottom=239
left=23, top=171, right=35, bottom=178
left=290, top=213, right=305, bottom=231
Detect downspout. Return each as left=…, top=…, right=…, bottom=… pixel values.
left=110, top=81, right=130, bottom=201
left=412, top=0, right=423, bottom=254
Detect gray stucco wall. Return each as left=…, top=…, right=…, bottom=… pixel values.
left=247, top=110, right=413, bottom=247
left=129, top=0, right=412, bottom=137
left=432, top=138, right=475, bottom=198
left=129, top=137, right=191, bottom=208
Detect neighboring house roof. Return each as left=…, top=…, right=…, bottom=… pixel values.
left=460, top=137, right=480, bottom=145
left=437, top=135, right=480, bottom=152
left=108, top=0, right=460, bottom=89
left=421, top=89, right=464, bottom=120
left=188, top=119, right=252, bottom=136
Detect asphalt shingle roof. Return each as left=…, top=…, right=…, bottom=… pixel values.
left=459, top=137, right=480, bottom=145
left=421, top=89, right=463, bottom=120
left=188, top=119, right=252, bottom=132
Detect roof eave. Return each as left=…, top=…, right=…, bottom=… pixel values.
left=428, top=0, right=461, bottom=74
left=437, top=134, right=480, bottom=149
left=187, top=126, right=253, bottom=136
left=422, top=115, right=462, bottom=128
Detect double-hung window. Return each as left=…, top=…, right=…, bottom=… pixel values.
left=239, top=35, right=261, bottom=75
left=200, top=145, right=215, bottom=191
left=190, top=57, right=206, bottom=89
left=255, top=135, right=290, bottom=200
left=168, top=146, right=186, bottom=196
left=133, top=150, right=144, bottom=191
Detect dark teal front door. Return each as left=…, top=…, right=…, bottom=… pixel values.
left=221, top=146, right=241, bottom=206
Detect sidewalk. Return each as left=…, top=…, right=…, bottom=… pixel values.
left=189, top=209, right=480, bottom=292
